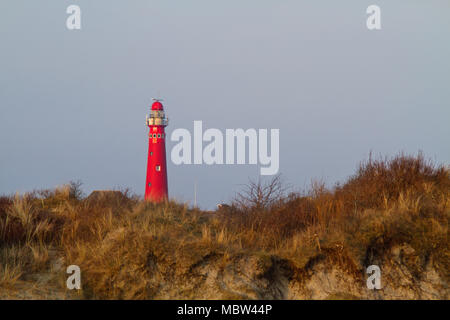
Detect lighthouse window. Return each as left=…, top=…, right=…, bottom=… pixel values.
left=153, top=134, right=157, bottom=138
left=150, top=152, right=153, bottom=156
left=156, top=165, right=161, bottom=172
left=148, top=182, right=151, bottom=187
left=157, top=134, right=161, bottom=138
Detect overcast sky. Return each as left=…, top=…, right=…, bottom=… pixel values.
left=1, top=0, right=449, bottom=209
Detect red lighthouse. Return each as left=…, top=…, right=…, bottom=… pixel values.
left=145, top=99, right=169, bottom=202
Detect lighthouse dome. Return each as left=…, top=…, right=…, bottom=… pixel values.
left=151, top=101, right=164, bottom=110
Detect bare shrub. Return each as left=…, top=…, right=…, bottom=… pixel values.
left=233, top=174, right=288, bottom=212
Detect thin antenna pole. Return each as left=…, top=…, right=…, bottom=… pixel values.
left=194, top=180, right=197, bottom=208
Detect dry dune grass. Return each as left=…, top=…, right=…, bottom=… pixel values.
left=0, top=153, right=448, bottom=299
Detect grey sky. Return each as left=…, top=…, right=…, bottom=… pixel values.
left=1, top=1, right=449, bottom=209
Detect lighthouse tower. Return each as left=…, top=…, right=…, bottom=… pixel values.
left=145, top=99, right=169, bottom=202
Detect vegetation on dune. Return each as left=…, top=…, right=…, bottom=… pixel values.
left=0, top=153, right=448, bottom=299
